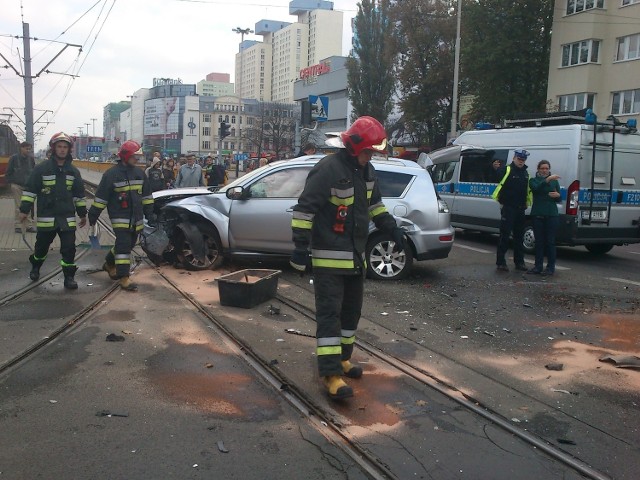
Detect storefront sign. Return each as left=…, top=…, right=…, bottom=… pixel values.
left=299, top=63, right=331, bottom=79
left=153, top=77, right=183, bottom=86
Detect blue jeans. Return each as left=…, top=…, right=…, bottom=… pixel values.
left=533, top=216, right=559, bottom=272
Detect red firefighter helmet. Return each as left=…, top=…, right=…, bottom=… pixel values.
left=49, top=132, right=74, bottom=148
left=340, top=116, right=387, bottom=157
left=118, top=140, right=142, bottom=161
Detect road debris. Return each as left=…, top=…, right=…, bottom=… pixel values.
left=106, top=333, right=125, bottom=342
left=599, top=354, right=640, bottom=369
left=217, top=441, right=229, bottom=453
left=96, top=410, right=129, bottom=417
left=545, top=363, right=564, bottom=371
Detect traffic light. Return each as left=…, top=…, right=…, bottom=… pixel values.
left=301, top=100, right=311, bottom=126
left=220, top=122, right=231, bottom=139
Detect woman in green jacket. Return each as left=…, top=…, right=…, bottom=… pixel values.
left=528, top=160, right=561, bottom=275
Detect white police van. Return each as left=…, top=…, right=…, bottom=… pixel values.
left=421, top=112, right=640, bottom=254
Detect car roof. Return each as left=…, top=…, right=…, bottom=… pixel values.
left=286, top=154, right=422, bottom=171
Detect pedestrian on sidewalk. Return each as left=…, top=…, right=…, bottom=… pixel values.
left=527, top=159, right=561, bottom=276
left=19, top=133, right=87, bottom=289
left=290, top=116, right=405, bottom=400
left=7, top=141, right=36, bottom=233
left=88, top=140, right=155, bottom=291
left=145, top=157, right=165, bottom=192
left=174, top=154, right=205, bottom=187
left=492, top=148, right=532, bottom=272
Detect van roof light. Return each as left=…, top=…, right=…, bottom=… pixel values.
left=474, top=122, right=494, bottom=130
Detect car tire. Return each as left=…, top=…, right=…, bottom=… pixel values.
left=365, top=232, right=413, bottom=281
left=522, top=223, right=535, bottom=255
left=585, top=244, right=613, bottom=255
left=175, top=224, right=224, bottom=271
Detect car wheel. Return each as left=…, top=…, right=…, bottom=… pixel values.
left=365, top=232, right=413, bottom=280
left=585, top=243, right=613, bottom=255
left=522, top=224, right=535, bottom=255
left=175, top=225, right=224, bottom=271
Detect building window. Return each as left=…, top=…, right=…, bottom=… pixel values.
left=566, top=0, right=604, bottom=14
left=203, top=114, right=211, bottom=122
left=561, top=39, right=600, bottom=66
left=202, top=126, right=211, bottom=136
left=231, top=115, right=236, bottom=124
left=218, top=115, right=223, bottom=122
left=611, top=89, right=640, bottom=115
left=558, top=93, right=595, bottom=111
left=202, top=140, right=210, bottom=150
left=616, top=33, right=640, bottom=61
left=622, top=0, right=639, bottom=5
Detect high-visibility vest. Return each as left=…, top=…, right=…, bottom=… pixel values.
left=492, top=165, right=533, bottom=206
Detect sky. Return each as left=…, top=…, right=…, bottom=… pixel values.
left=0, top=0, right=359, bottom=151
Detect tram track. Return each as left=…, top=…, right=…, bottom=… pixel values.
left=0, top=176, right=619, bottom=479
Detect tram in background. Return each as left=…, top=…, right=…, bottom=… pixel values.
left=0, top=124, right=20, bottom=188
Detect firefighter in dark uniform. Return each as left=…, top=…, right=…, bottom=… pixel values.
left=20, top=132, right=87, bottom=289
left=290, top=116, right=405, bottom=400
left=88, top=140, right=155, bottom=291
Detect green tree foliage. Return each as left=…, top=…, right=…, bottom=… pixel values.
left=347, top=0, right=396, bottom=125
left=461, top=0, right=554, bottom=123
left=390, top=0, right=456, bottom=148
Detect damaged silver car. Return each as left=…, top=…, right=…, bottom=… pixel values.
left=141, top=155, right=454, bottom=280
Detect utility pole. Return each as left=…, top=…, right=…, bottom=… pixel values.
left=450, top=0, right=462, bottom=141
left=233, top=26, right=253, bottom=177
left=0, top=22, right=81, bottom=145
left=91, top=118, right=97, bottom=137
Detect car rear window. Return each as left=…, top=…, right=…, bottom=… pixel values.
left=377, top=170, right=413, bottom=198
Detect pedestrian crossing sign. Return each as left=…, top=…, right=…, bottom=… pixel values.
left=308, top=95, right=328, bottom=122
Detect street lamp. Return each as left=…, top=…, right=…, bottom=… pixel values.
left=450, top=0, right=461, bottom=140
left=232, top=26, right=253, bottom=177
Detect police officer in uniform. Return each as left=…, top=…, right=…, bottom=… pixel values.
left=88, top=140, right=154, bottom=291
left=290, top=116, right=405, bottom=400
left=20, top=132, right=87, bottom=289
left=492, top=148, right=532, bottom=272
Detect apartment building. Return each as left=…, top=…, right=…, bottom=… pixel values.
left=235, top=0, right=343, bottom=103
left=197, top=72, right=235, bottom=97
left=547, top=0, right=640, bottom=123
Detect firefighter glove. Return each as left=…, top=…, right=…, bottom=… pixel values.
left=290, top=248, right=310, bottom=276
left=391, top=227, right=406, bottom=252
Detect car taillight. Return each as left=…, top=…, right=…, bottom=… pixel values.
left=439, top=234, right=454, bottom=242
left=566, top=180, right=580, bottom=216
left=438, top=199, right=449, bottom=213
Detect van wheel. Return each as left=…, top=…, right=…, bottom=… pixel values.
left=585, top=244, right=613, bottom=255
left=522, top=224, right=535, bottom=255
left=366, top=232, right=413, bottom=280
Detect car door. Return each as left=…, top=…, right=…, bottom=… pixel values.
left=228, top=165, right=312, bottom=254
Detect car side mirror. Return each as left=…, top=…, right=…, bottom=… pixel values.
left=226, top=186, right=246, bottom=200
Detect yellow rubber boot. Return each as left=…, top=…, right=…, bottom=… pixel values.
left=323, top=375, right=353, bottom=400
left=119, top=276, right=138, bottom=291
left=341, top=360, right=363, bottom=379
left=102, top=262, right=118, bottom=280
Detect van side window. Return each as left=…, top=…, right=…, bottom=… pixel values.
left=377, top=170, right=412, bottom=197
left=459, top=154, right=488, bottom=182
left=485, top=149, right=509, bottom=183
left=430, top=161, right=457, bottom=183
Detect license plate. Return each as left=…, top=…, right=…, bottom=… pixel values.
left=581, top=210, right=607, bottom=222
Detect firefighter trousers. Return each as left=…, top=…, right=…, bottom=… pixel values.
left=110, top=230, right=139, bottom=279
left=313, top=271, right=364, bottom=377
left=33, top=229, right=76, bottom=266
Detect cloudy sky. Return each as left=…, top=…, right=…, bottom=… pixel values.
left=0, top=0, right=358, bottom=151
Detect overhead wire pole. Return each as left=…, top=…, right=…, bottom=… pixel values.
left=233, top=26, right=253, bottom=178
left=0, top=22, right=82, bottom=145
left=450, top=0, right=462, bottom=141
